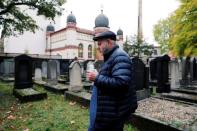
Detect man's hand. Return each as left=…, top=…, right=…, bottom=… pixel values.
left=86, top=70, right=98, bottom=82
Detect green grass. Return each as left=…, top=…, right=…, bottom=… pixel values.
left=0, top=81, right=137, bottom=131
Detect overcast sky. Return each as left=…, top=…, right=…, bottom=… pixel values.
left=61, top=0, right=180, bottom=45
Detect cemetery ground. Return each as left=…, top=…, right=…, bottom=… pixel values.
left=0, top=81, right=136, bottom=131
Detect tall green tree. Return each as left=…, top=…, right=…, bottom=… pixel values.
left=153, top=16, right=175, bottom=54
left=123, top=35, right=154, bottom=57
left=169, top=0, right=197, bottom=56
left=0, top=0, right=66, bottom=38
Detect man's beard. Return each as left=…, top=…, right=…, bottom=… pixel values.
left=103, top=47, right=112, bottom=55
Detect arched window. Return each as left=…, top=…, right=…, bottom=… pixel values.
left=78, top=43, right=83, bottom=58
left=88, top=45, right=92, bottom=58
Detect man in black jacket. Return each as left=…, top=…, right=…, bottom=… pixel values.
left=87, top=31, right=137, bottom=131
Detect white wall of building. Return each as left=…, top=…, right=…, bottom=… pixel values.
left=4, top=6, right=61, bottom=54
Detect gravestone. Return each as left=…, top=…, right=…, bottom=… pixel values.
left=35, top=68, right=42, bottom=81
left=2, top=58, right=14, bottom=78
left=44, top=60, right=68, bottom=94
left=47, top=60, right=57, bottom=85
left=170, top=58, right=180, bottom=89
left=59, top=59, right=70, bottom=83
left=55, top=60, right=60, bottom=77
left=193, top=58, right=197, bottom=80
left=14, top=55, right=33, bottom=89
left=190, top=57, right=197, bottom=81
left=180, top=57, right=190, bottom=86
left=132, top=57, right=148, bottom=90
left=149, top=55, right=170, bottom=93
left=131, top=57, right=150, bottom=101
left=156, top=55, right=171, bottom=93
left=42, top=61, right=48, bottom=79
left=149, top=58, right=157, bottom=81
left=60, top=59, right=70, bottom=76
left=69, top=61, right=83, bottom=92
left=13, top=54, right=47, bottom=102
left=32, top=58, right=42, bottom=76
left=0, top=62, right=2, bottom=76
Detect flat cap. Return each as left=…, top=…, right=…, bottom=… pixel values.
left=93, top=31, right=116, bottom=41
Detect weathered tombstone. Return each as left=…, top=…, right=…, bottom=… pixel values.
left=44, top=60, right=69, bottom=94
left=13, top=54, right=47, bottom=102
left=156, top=55, right=171, bottom=93
left=132, top=57, right=147, bottom=90
left=193, top=58, right=197, bottom=80
left=14, top=55, right=33, bottom=89
left=180, top=57, right=190, bottom=86
left=149, top=58, right=157, bottom=81
left=35, top=68, right=42, bottom=81
left=149, top=55, right=170, bottom=93
left=32, top=59, right=42, bottom=75
left=60, top=59, right=70, bottom=76
left=42, top=61, right=48, bottom=79
left=69, top=61, right=83, bottom=92
left=47, top=60, right=57, bottom=85
left=60, top=59, right=70, bottom=82
left=131, top=57, right=150, bottom=101
left=170, top=58, right=180, bottom=89
left=190, top=57, right=197, bottom=81
left=0, top=59, right=4, bottom=76
left=55, top=60, right=60, bottom=77
left=3, top=58, right=14, bottom=77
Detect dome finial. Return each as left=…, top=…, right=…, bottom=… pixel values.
left=100, top=4, right=104, bottom=14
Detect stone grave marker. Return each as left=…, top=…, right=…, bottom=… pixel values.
left=13, top=54, right=47, bottom=102
left=47, top=60, right=58, bottom=85
left=69, top=60, right=83, bottom=92
left=149, top=55, right=170, bottom=93
left=42, top=61, right=47, bottom=79
left=131, top=57, right=150, bottom=101
left=35, top=68, right=42, bottom=81
left=170, top=58, right=180, bottom=89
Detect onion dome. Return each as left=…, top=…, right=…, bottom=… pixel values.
left=67, top=11, right=76, bottom=23
left=46, top=23, right=55, bottom=32
left=117, top=28, right=123, bottom=35
left=95, top=10, right=109, bottom=28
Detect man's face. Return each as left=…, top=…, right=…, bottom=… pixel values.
left=97, top=39, right=109, bottom=54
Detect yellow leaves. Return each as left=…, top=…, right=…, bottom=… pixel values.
left=184, top=47, right=192, bottom=56
left=168, top=0, right=197, bottom=57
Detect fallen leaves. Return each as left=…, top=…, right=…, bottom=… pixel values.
left=70, top=120, right=75, bottom=124
left=7, top=115, right=16, bottom=120
left=69, top=101, right=76, bottom=106
left=23, top=128, right=29, bottom=131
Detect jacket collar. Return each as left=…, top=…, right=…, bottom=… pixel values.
left=103, top=45, right=119, bottom=61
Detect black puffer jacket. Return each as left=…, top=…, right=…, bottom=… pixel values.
left=94, top=45, right=137, bottom=129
